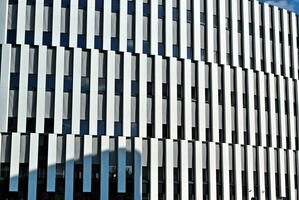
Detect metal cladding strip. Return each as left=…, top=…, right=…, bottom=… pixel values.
left=296, top=151, right=299, bottom=199
left=123, top=52, right=132, bottom=137
left=263, top=3, right=271, bottom=73
left=296, top=80, right=299, bottom=147
left=119, top=0, right=127, bottom=52
left=195, top=141, right=202, bottom=200
left=278, top=148, right=286, bottom=197
left=236, top=67, right=244, bottom=144
left=206, top=0, right=213, bottom=63
left=27, top=133, right=39, bottom=200
left=273, top=6, right=281, bottom=75
left=258, top=71, right=267, bottom=146
left=179, top=0, right=187, bottom=59
left=34, top=0, right=44, bottom=45
left=150, top=138, right=159, bottom=200
left=192, top=0, right=200, bottom=61
left=282, top=9, right=290, bottom=77
left=287, top=78, right=296, bottom=149
left=65, top=134, right=75, bottom=200
left=52, top=0, right=61, bottom=46
left=221, top=143, right=230, bottom=200
left=0, top=0, right=8, bottom=43
left=9, top=132, right=21, bottom=192
left=17, top=45, right=29, bottom=132
left=47, top=134, right=57, bottom=192
left=69, top=0, right=78, bottom=47
left=53, top=47, right=65, bottom=133
left=117, top=136, right=127, bottom=193
left=86, top=0, right=95, bottom=49
left=242, top=0, right=249, bottom=69
left=165, top=139, right=174, bottom=200
left=106, top=51, right=115, bottom=136
left=234, top=144, right=242, bottom=200
left=169, top=58, right=178, bottom=139
left=100, top=136, right=110, bottom=200
left=246, top=145, right=255, bottom=199
left=154, top=56, right=163, bottom=139
left=72, top=48, right=82, bottom=135
left=257, top=146, right=266, bottom=200
left=102, top=0, right=111, bottom=50
left=180, top=140, right=189, bottom=199
left=291, top=13, right=298, bottom=79
left=268, top=74, right=277, bottom=147
left=223, top=65, right=232, bottom=143
left=208, top=142, right=216, bottom=200
left=184, top=59, right=192, bottom=140
left=150, top=0, right=158, bottom=55
left=287, top=150, right=296, bottom=200
left=138, top=54, right=147, bottom=138
left=35, top=46, right=47, bottom=133
left=253, top=0, right=261, bottom=71
left=197, top=61, right=206, bottom=141
left=268, top=148, right=276, bottom=200
left=165, top=0, right=173, bottom=57
left=218, top=0, right=226, bottom=65
left=89, top=49, right=99, bottom=135
left=211, top=63, right=219, bottom=142
left=0, top=44, right=11, bottom=132
left=134, top=137, right=142, bottom=200
left=134, top=0, right=143, bottom=53
left=230, top=0, right=238, bottom=67
left=83, top=135, right=92, bottom=192
left=278, top=76, right=287, bottom=148
left=15, top=0, right=26, bottom=44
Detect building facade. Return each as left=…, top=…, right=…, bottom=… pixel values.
left=0, top=0, right=298, bottom=199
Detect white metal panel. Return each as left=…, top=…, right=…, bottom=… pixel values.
left=179, top=0, right=187, bottom=58
left=268, top=148, right=276, bottom=200
left=83, top=135, right=92, bottom=192
left=169, top=58, right=177, bottom=139
left=103, top=0, right=111, bottom=50
left=230, top=0, right=238, bottom=67
left=165, top=0, right=173, bottom=57
left=0, top=0, right=8, bottom=43
left=180, top=140, right=189, bottom=199
left=9, top=132, right=21, bottom=192
left=184, top=60, right=192, bottom=140
left=278, top=76, right=286, bottom=148
left=34, top=0, right=44, bottom=45
left=197, top=61, right=206, bottom=141
left=65, top=134, right=75, bottom=200
left=282, top=9, right=290, bottom=77
left=16, top=0, right=26, bottom=44
left=296, top=151, right=299, bottom=199
left=218, top=0, right=226, bottom=65
left=273, top=7, right=281, bottom=75
left=195, top=141, right=202, bottom=200
left=100, top=136, right=110, bottom=200
left=154, top=56, right=163, bottom=138
left=234, top=144, right=242, bottom=199
left=72, top=48, right=82, bottom=134
left=86, top=0, right=95, bottom=49
left=268, top=74, right=277, bottom=147
left=206, top=0, right=213, bottom=62
left=258, top=72, right=266, bottom=146
left=134, top=138, right=142, bottom=200
left=208, top=142, right=216, bottom=200
left=150, top=138, right=158, bottom=200
left=236, top=67, right=244, bottom=144
left=69, top=0, right=78, bottom=47
left=123, top=53, right=131, bottom=137
left=246, top=145, right=255, bottom=199
left=119, top=0, right=127, bottom=52
left=165, top=139, right=173, bottom=200
left=0, top=44, right=11, bottom=132
left=247, top=70, right=256, bottom=145
left=287, top=150, right=296, bottom=200
left=257, top=146, right=265, bottom=200
left=223, top=65, right=232, bottom=143
left=263, top=3, right=271, bottom=73
left=242, top=0, right=249, bottom=68
left=134, top=0, right=143, bottom=53
left=192, top=0, right=200, bottom=60
left=27, top=133, right=39, bottom=200
left=291, top=13, right=298, bottom=79
left=150, top=0, right=158, bottom=55
left=89, top=50, right=99, bottom=135
left=47, top=134, right=57, bottom=191
left=54, top=47, right=65, bottom=133
left=139, top=54, right=147, bottom=138
left=278, top=148, right=286, bottom=197
left=253, top=0, right=261, bottom=70
left=296, top=80, right=299, bottom=148
left=106, top=51, right=115, bottom=136
left=211, top=64, right=219, bottom=142
left=17, top=45, right=29, bottom=132
left=52, top=0, right=61, bottom=46
left=221, top=143, right=230, bottom=200
left=117, top=136, right=126, bottom=193
left=287, top=78, right=296, bottom=149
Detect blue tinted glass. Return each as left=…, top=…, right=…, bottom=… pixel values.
left=95, top=36, right=103, bottom=49
left=97, top=120, right=105, bottom=135
left=7, top=30, right=16, bottom=43
left=114, top=122, right=122, bottom=136
left=64, top=76, right=72, bottom=92
left=143, top=40, right=150, bottom=54
left=10, top=73, right=19, bottom=90
left=81, top=77, right=90, bottom=93
left=63, top=119, right=71, bottom=134
left=25, top=31, right=34, bottom=44
left=201, top=49, right=206, bottom=61
left=79, top=0, right=87, bottom=8
left=112, top=0, right=119, bottom=12
left=111, top=37, right=119, bottom=51
left=46, top=75, right=55, bottom=91
left=143, top=3, right=150, bottom=16
left=187, top=47, right=193, bottom=59
left=158, top=5, right=164, bottom=18
left=128, top=1, right=135, bottom=14
left=60, top=33, right=69, bottom=47
left=187, top=11, right=192, bottom=23
left=158, top=43, right=165, bottom=56
left=28, top=74, right=37, bottom=91
left=98, top=78, right=106, bottom=93
left=115, top=79, right=123, bottom=94
left=43, top=32, right=52, bottom=46
left=80, top=120, right=89, bottom=134
left=62, top=0, right=70, bottom=7
left=173, top=8, right=178, bottom=20
left=44, top=0, right=53, bottom=6
left=95, top=0, right=103, bottom=11
left=131, top=81, right=138, bottom=96
left=77, top=35, right=86, bottom=48
left=131, top=122, right=138, bottom=137
left=127, top=39, right=134, bottom=52
left=173, top=45, right=178, bottom=57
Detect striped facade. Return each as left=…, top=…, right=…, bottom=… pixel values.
left=0, top=0, right=299, bottom=199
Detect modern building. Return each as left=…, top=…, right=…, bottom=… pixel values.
left=0, top=0, right=299, bottom=199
